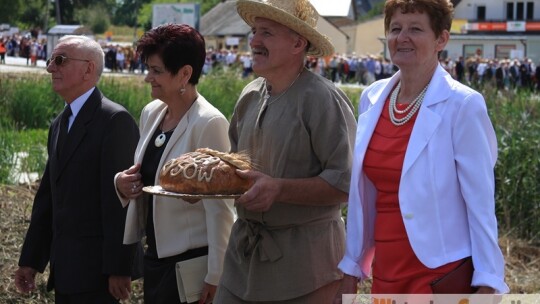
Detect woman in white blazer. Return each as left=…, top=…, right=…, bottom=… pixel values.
left=114, top=24, right=235, bottom=304
left=336, top=0, right=509, bottom=297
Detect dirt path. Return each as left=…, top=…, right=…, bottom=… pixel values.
left=0, top=184, right=538, bottom=303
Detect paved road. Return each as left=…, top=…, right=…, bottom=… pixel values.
left=0, top=55, right=139, bottom=76
left=0, top=56, right=48, bottom=74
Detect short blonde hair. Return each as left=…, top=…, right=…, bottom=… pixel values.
left=384, top=0, right=454, bottom=38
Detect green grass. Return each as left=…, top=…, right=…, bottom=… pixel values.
left=2, top=71, right=539, bottom=241
left=0, top=74, right=539, bottom=300
left=0, top=75, right=63, bottom=129
left=487, top=90, right=540, bottom=240
left=97, top=76, right=152, bottom=121
left=0, top=129, right=48, bottom=184
left=198, top=67, right=253, bottom=119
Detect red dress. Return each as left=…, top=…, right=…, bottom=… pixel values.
left=363, top=97, right=462, bottom=293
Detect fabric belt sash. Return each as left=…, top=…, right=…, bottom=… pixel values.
left=236, top=208, right=341, bottom=262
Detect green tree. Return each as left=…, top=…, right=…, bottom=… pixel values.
left=0, top=0, right=49, bottom=31
left=55, top=0, right=116, bottom=24
left=115, top=0, right=149, bottom=27
left=0, top=0, right=22, bottom=27
left=20, top=5, right=45, bottom=29
left=74, top=5, right=111, bottom=34
left=0, top=0, right=223, bottom=34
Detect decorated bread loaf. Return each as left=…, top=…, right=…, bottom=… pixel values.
left=159, top=148, right=252, bottom=195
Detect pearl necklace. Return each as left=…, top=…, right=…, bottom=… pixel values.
left=388, top=81, right=429, bottom=126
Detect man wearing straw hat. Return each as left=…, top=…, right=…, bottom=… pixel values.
left=215, top=0, right=357, bottom=303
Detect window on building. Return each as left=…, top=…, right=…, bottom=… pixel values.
left=506, top=1, right=534, bottom=20
left=495, top=45, right=517, bottom=59
left=507, top=2, right=514, bottom=19
left=477, top=6, right=486, bottom=20
left=517, top=2, right=524, bottom=20
left=463, top=45, right=483, bottom=59
left=527, top=2, right=534, bottom=19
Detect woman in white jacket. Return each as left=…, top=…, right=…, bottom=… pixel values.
left=336, top=0, right=509, bottom=296
left=114, top=24, right=235, bottom=304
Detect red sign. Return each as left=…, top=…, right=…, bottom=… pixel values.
left=491, top=23, right=507, bottom=30
left=526, top=22, right=540, bottom=30
left=467, top=21, right=540, bottom=32
left=477, top=22, right=507, bottom=30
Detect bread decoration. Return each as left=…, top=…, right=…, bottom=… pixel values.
left=159, top=148, right=253, bottom=195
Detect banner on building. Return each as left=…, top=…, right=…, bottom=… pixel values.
left=152, top=3, right=200, bottom=30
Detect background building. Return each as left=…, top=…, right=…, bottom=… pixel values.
left=444, top=0, right=540, bottom=62
left=200, top=0, right=353, bottom=55
left=200, top=0, right=540, bottom=62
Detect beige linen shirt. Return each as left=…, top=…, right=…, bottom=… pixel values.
left=221, top=69, right=357, bottom=301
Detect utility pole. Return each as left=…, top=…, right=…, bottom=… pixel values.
left=55, top=0, right=62, bottom=24
left=133, top=0, right=140, bottom=42
left=44, top=0, right=50, bottom=32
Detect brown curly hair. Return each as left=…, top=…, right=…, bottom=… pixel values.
left=384, top=0, right=454, bottom=38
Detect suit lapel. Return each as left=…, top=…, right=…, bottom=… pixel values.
left=401, top=65, right=452, bottom=175
left=133, top=99, right=194, bottom=184
left=49, top=114, right=64, bottom=179
left=56, top=88, right=102, bottom=178
left=158, top=101, right=194, bottom=170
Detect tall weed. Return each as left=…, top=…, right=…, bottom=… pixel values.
left=487, top=89, right=540, bottom=241
left=98, top=76, right=151, bottom=121
left=0, top=129, right=48, bottom=184
left=0, top=75, right=63, bottom=129
left=198, top=67, right=252, bottom=119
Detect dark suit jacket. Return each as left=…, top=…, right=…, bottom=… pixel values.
left=19, top=87, right=142, bottom=294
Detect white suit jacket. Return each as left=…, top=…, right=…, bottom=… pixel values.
left=338, top=64, right=509, bottom=293
left=116, top=96, right=235, bottom=286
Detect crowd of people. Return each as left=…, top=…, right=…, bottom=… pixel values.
left=441, top=56, right=540, bottom=91
left=305, top=52, right=540, bottom=92
left=4, top=31, right=540, bottom=93
left=12, top=0, right=510, bottom=303
left=0, top=34, right=47, bottom=66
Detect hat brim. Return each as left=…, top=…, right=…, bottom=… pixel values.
left=237, top=0, right=335, bottom=57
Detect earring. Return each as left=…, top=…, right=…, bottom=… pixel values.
left=180, top=87, right=186, bottom=95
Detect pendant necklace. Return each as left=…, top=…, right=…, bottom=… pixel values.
left=154, top=118, right=176, bottom=148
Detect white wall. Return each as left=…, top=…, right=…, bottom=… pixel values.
left=525, top=37, right=540, bottom=62
left=454, top=0, right=540, bottom=20
left=342, top=16, right=386, bottom=56
left=317, top=18, right=348, bottom=54
left=444, top=35, right=528, bottom=60
left=454, top=0, right=504, bottom=19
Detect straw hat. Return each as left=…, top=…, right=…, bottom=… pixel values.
left=237, top=0, right=335, bottom=57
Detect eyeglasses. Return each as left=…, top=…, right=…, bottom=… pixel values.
left=46, top=55, right=90, bottom=67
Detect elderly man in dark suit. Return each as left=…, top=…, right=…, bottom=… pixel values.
left=14, top=35, right=141, bottom=303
